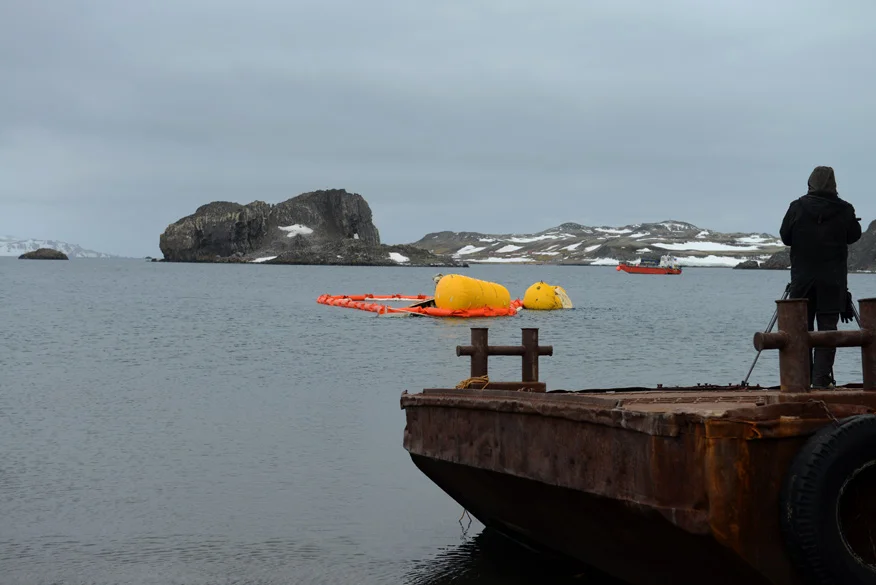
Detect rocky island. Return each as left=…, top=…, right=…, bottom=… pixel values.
left=159, top=189, right=465, bottom=267
left=19, top=248, right=69, bottom=260
left=412, top=219, right=876, bottom=272
left=412, top=221, right=788, bottom=267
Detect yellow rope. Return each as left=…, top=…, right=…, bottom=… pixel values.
left=456, top=375, right=490, bottom=389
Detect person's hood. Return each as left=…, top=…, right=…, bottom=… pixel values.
left=808, top=166, right=838, bottom=195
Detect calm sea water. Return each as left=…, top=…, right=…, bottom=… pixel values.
left=2, top=258, right=875, bottom=585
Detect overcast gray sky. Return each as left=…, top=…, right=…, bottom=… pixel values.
left=2, top=0, right=874, bottom=257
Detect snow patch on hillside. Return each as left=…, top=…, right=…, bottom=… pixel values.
left=279, top=224, right=314, bottom=237
left=676, top=255, right=750, bottom=267
left=736, top=235, right=783, bottom=245
left=590, top=258, right=619, bottom=266
left=594, top=227, right=632, bottom=235
left=455, top=245, right=487, bottom=256
left=653, top=241, right=761, bottom=252
left=469, top=257, right=530, bottom=263
left=660, top=222, right=693, bottom=231
left=507, top=233, right=572, bottom=243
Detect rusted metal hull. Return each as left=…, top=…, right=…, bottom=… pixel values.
left=401, top=387, right=876, bottom=585
left=410, top=455, right=766, bottom=585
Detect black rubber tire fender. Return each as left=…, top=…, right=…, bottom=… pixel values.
left=779, top=414, right=876, bottom=585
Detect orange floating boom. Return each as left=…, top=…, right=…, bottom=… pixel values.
left=316, top=294, right=523, bottom=318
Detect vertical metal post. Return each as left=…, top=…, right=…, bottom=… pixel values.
left=470, top=328, right=489, bottom=378
left=860, top=299, right=876, bottom=391
left=521, top=328, right=538, bottom=382
left=777, top=299, right=810, bottom=392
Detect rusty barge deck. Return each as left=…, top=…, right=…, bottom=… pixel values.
left=400, top=298, right=876, bottom=585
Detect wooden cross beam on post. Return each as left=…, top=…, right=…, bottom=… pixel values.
left=753, top=297, right=876, bottom=392
left=455, top=328, right=553, bottom=392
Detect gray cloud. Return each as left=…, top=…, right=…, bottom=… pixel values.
left=2, top=0, right=875, bottom=256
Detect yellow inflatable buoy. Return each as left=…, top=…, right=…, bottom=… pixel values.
left=522, top=281, right=573, bottom=310
left=434, top=274, right=511, bottom=311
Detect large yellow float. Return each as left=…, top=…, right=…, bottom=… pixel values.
left=434, top=274, right=511, bottom=311
left=522, top=281, right=574, bottom=310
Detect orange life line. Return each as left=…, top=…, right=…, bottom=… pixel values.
left=337, top=294, right=431, bottom=302
left=316, top=294, right=523, bottom=318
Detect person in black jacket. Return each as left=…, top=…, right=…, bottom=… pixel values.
left=780, top=166, right=862, bottom=388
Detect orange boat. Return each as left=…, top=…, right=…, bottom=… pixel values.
left=616, top=254, right=682, bottom=275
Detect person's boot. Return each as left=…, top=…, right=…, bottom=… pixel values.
left=811, top=347, right=836, bottom=389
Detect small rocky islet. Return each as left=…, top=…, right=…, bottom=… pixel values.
left=18, top=248, right=69, bottom=260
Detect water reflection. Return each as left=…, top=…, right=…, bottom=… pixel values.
left=405, top=528, right=622, bottom=585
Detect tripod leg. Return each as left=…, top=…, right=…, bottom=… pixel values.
left=743, top=307, right=779, bottom=385
left=742, top=285, right=790, bottom=386
left=742, top=354, right=762, bottom=386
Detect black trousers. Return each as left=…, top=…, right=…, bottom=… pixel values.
left=808, top=308, right=839, bottom=387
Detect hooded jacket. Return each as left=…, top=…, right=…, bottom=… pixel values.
left=779, top=166, right=862, bottom=312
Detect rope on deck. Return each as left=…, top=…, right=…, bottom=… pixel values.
left=455, top=375, right=490, bottom=390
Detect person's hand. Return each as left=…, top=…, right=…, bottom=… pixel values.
left=841, top=291, right=856, bottom=323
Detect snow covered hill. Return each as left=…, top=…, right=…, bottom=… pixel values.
left=411, top=221, right=786, bottom=267
left=0, top=236, right=116, bottom=258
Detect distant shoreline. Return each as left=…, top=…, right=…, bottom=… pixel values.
left=8, top=256, right=874, bottom=274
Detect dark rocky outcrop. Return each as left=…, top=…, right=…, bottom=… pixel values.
left=760, top=249, right=791, bottom=270
left=19, top=248, right=69, bottom=260
left=849, top=220, right=876, bottom=272
left=159, top=189, right=463, bottom=267
left=733, top=260, right=760, bottom=270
